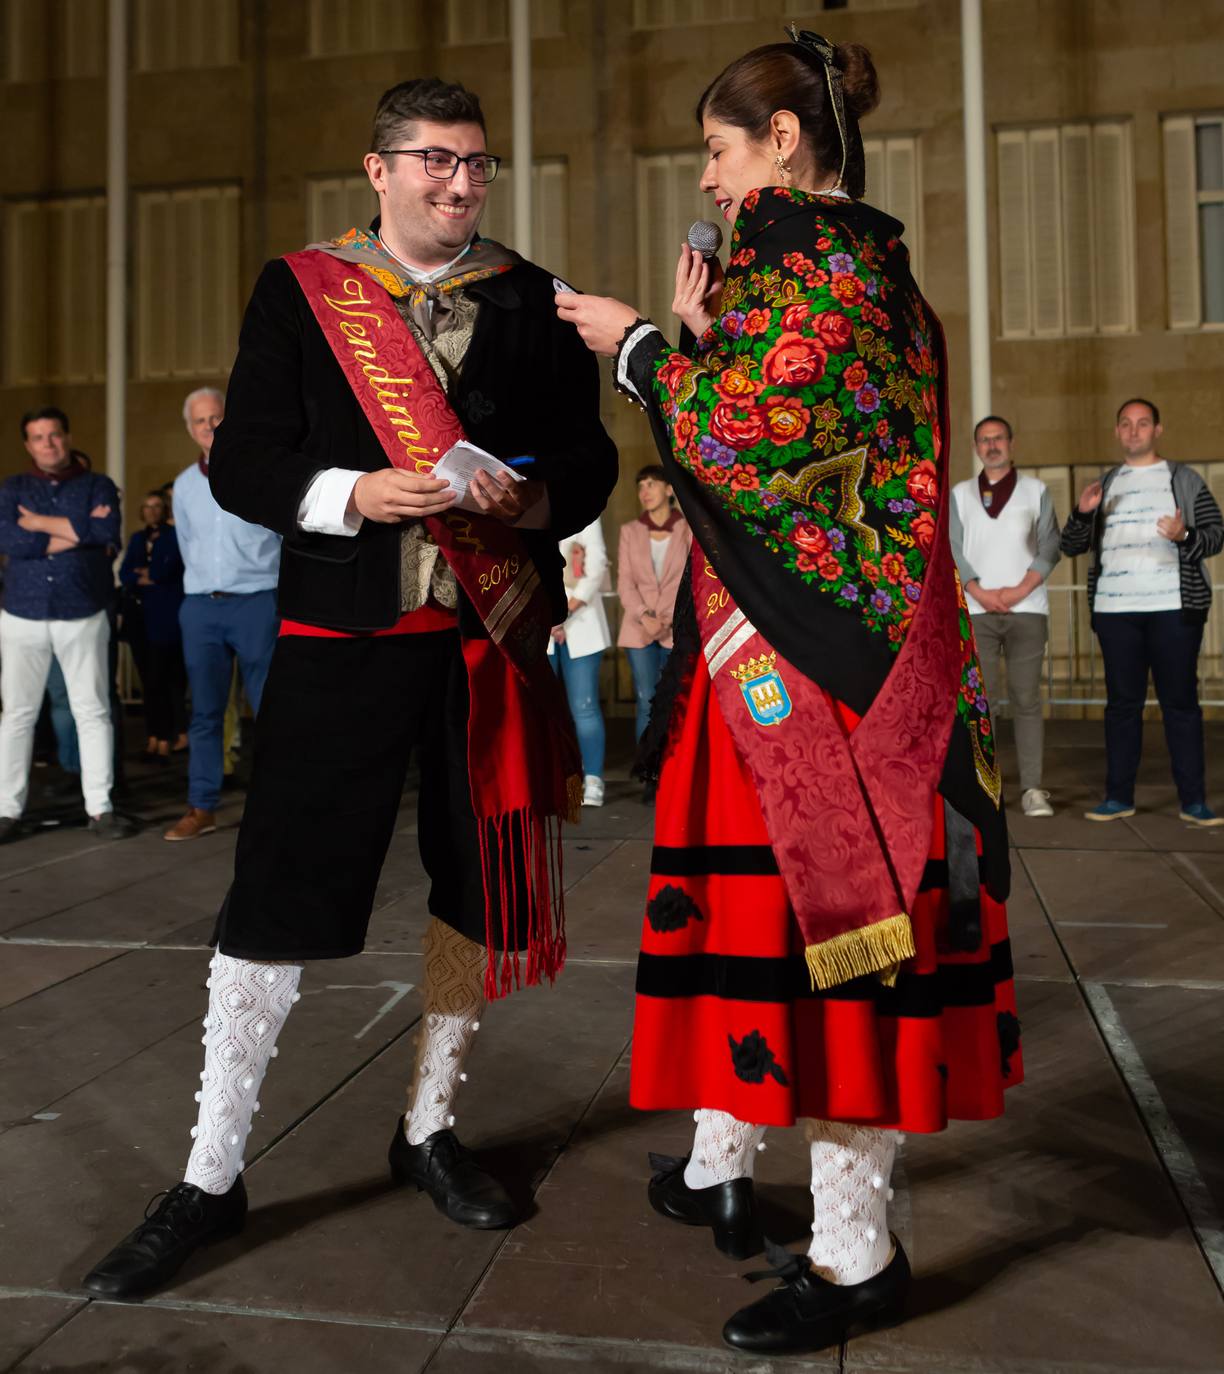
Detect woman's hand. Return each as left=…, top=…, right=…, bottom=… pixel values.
left=672, top=244, right=724, bottom=337
left=555, top=292, right=640, bottom=356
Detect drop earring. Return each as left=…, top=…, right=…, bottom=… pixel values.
left=775, top=153, right=792, bottom=185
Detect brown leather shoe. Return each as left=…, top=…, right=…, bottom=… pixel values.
left=163, top=808, right=217, bottom=842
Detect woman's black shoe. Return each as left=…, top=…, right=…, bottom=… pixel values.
left=388, top=1121, right=519, bottom=1229
left=722, top=1236, right=910, bottom=1354
left=647, top=1152, right=762, bottom=1260
left=81, top=1177, right=247, bottom=1300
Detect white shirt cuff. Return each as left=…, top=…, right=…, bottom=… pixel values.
left=297, top=468, right=365, bottom=536
left=616, top=323, right=663, bottom=404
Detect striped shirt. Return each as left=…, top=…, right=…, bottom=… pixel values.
left=1059, top=459, right=1224, bottom=615
left=1095, top=462, right=1180, bottom=612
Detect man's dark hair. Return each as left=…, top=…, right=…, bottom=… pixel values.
left=973, top=414, right=1013, bottom=441
left=636, top=464, right=668, bottom=484
left=20, top=406, right=70, bottom=440
left=1116, top=396, right=1160, bottom=426
left=370, top=78, right=485, bottom=153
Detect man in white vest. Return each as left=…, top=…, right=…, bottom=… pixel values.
left=950, top=416, right=1061, bottom=817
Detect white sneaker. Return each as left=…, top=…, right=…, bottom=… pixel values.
left=1021, top=788, right=1053, bottom=818
left=582, top=774, right=605, bottom=807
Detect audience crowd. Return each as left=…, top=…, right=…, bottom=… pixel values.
left=0, top=394, right=1219, bottom=841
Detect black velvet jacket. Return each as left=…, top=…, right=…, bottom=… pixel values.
left=209, top=255, right=618, bottom=632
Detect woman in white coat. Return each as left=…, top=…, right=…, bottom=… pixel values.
left=549, top=517, right=612, bottom=806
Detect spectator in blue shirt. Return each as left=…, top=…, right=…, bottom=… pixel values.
left=0, top=407, right=136, bottom=841
left=164, top=387, right=280, bottom=842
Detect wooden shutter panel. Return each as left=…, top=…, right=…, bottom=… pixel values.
left=306, top=176, right=375, bottom=243
left=1163, top=115, right=1202, bottom=330
left=4, top=203, right=49, bottom=383
left=62, top=0, right=104, bottom=78
left=534, top=160, right=569, bottom=277
left=1060, top=124, right=1096, bottom=334
left=1027, top=129, right=1064, bottom=336
left=1092, top=122, right=1135, bottom=333
left=885, top=137, right=920, bottom=280
left=636, top=156, right=674, bottom=332
left=863, top=138, right=885, bottom=208
left=997, top=131, right=1032, bottom=338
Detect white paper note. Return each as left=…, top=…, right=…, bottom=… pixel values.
left=432, top=440, right=525, bottom=513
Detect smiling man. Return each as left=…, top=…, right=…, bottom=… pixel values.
left=82, top=78, right=616, bottom=1300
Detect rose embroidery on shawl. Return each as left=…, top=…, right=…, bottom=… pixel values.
left=650, top=186, right=998, bottom=792
left=646, top=885, right=704, bottom=934
left=728, top=1030, right=790, bottom=1086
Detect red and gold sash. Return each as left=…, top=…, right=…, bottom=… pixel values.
left=285, top=249, right=582, bottom=997
left=692, top=510, right=961, bottom=988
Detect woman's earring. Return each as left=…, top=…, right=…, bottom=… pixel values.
left=775, top=153, right=791, bottom=184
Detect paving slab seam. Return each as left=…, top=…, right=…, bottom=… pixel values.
left=1080, top=982, right=1224, bottom=1297
left=440, top=1321, right=836, bottom=1372
left=0, top=1296, right=84, bottom=1374
left=0, top=946, right=129, bottom=1012
left=1169, top=852, right=1224, bottom=920
left=95, top=1293, right=449, bottom=1333
left=241, top=1012, right=423, bottom=1175
left=447, top=1035, right=635, bottom=1340
left=1091, top=975, right=1224, bottom=991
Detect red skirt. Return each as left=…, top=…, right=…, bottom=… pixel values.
left=629, top=663, right=1023, bottom=1132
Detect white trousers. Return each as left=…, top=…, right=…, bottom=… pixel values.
left=0, top=609, right=113, bottom=818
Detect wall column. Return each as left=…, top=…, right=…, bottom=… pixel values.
left=510, top=0, right=532, bottom=258
left=105, top=0, right=128, bottom=498
left=960, top=0, right=991, bottom=457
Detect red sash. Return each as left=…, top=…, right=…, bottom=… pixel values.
left=691, top=487, right=962, bottom=989
left=285, top=250, right=582, bottom=997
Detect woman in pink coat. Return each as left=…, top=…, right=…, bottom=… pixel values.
left=617, top=464, right=693, bottom=740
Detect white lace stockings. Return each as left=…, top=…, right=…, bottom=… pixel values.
left=684, top=1109, right=767, bottom=1189
left=184, top=952, right=302, bottom=1196
left=404, top=918, right=487, bottom=1146
left=805, top=1118, right=897, bottom=1285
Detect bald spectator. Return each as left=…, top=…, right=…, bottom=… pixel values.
left=165, top=388, right=280, bottom=842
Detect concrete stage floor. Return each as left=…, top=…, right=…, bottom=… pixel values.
left=1, top=719, right=1222, bottom=1372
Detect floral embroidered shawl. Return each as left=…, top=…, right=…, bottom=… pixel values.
left=645, top=187, right=1007, bottom=916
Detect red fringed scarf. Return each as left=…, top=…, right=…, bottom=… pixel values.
left=285, top=249, right=582, bottom=998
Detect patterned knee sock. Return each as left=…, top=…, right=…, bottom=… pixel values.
left=184, top=952, right=302, bottom=1196
left=683, top=1109, right=767, bottom=1189
left=804, top=1118, right=897, bottom=1284
left=404, top=918, right=487, bottom=1146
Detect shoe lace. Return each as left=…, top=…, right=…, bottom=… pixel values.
left=135, top=1183, right=205, bottom=1241
left=744, top=1237, right=812, bottom=1286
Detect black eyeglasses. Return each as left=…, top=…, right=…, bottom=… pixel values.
left=379, top=147, right=502, bottom=184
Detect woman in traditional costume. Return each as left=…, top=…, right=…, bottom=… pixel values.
left=558, top=30, right=1020, bottom=1356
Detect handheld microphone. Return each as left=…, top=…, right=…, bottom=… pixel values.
left=687, top=219, right=724, bottom=261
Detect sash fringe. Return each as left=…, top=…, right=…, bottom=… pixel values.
left=478, top=806, right=568, bottom=1001
left=803, top=912, right=915, bottom=991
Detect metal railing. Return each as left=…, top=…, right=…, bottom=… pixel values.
left=1040, top=583, right=1224, bottom=709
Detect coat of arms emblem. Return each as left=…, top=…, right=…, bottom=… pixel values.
left=729, top=651, right=793, bottom=727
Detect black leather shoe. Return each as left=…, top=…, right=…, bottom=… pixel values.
left=81, top=1177, right=247, bottom=1299
left=647, top=1152, right=762, bottom=1260
left=722, top=1236, right=910, bottom=1354
left=388, top=1121, right=519, bottom=1229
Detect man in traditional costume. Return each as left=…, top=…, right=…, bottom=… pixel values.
left=559, top=30, right=1020, bottom=1356
left=83, top=77, right=616, bottom=1300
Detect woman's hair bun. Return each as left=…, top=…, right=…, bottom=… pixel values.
left=835, top=42, right=880, bottom=120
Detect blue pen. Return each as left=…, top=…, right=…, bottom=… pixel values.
left=506, top=456, right=535, bottom=470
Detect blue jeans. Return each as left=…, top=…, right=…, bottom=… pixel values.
left=1092, top=609, right=1205, bottom=808
left=625, top=642, right=671, bottom=741
left=180, top=591, right=278, bottom=811
left=551, top=643, right=605, bottom=779
left=45, top=657, right=80, bottom=774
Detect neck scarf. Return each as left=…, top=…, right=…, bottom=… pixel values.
left=307, top=225, right=517, bottom=341
left=198, top=454, right=210, bottom=477
left=638, top=507, right=683, bottom=532
left=978, top=465, right=1017, bottom=519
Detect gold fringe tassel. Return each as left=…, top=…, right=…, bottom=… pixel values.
left=564, top=772, right=584, bottom=825
left=804, top=912, right=916, bottom=991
